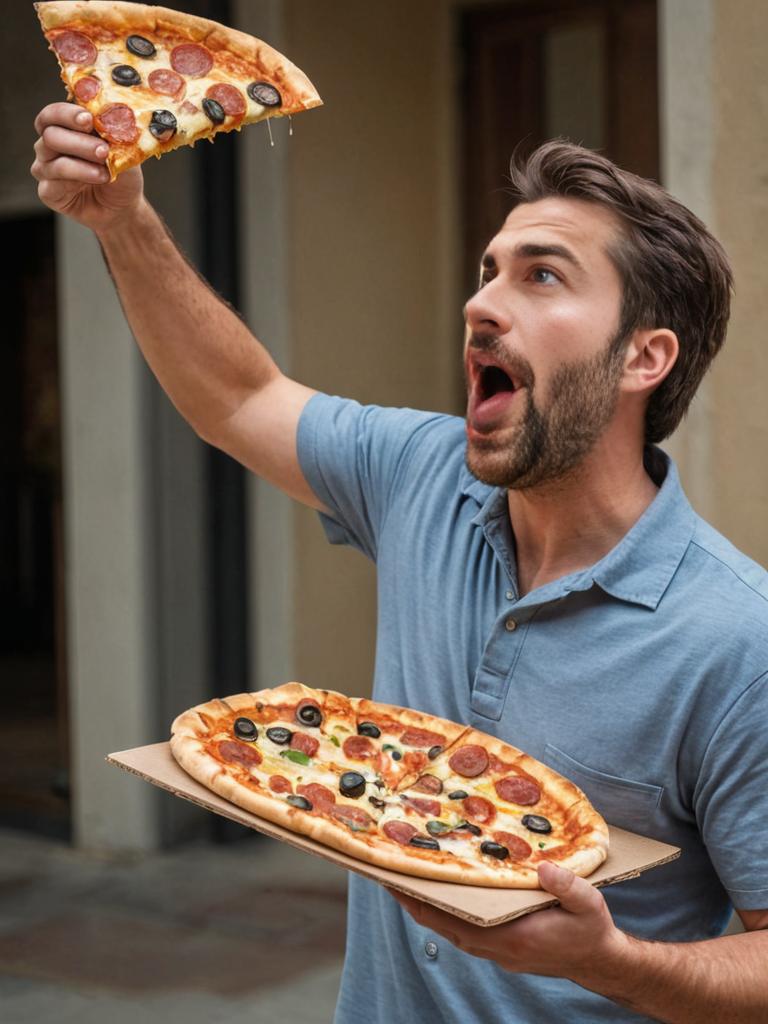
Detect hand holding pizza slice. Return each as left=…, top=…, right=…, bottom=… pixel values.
left=35, top=0, right=322, bottom=181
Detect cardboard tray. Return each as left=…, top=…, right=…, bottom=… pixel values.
left=108, top=742, right=680, bottom=926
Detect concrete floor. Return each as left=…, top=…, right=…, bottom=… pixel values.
left=0, top=827, right=347, bottom=1024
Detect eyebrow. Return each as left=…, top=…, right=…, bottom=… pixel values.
left=481, top=242, right=586, bottom=274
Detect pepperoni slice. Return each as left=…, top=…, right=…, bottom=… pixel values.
left=74, top=76, right=100, bottom=102
left=493, top=831, right=533, bottom=861
left=217, top=740, right=262, bottom=768
left=94, top=104, right=139, bottom=144
left=331, top=804, right=374, bottom=830
left=494, top=776, right=541, bottom=806
left=170, top=43, right=214, bottom=77
left=51, top=30, right=97, bottom=66
left=148, top=68, right=185, bottom=99
left=297, top=783, right=336, bottom=812
left=343, top=735, right=376, bottom=761
left=411, top=774, right=443, bottom=795
left=401, top=796, right=442, bottom=817
left=206, top=83, right=246, bottom=117
left=462, top=795, right=497, bottom=824
left=383, top=821, right=418, bottom=846
left=290, top=732, right=319, bottom=757
left=268, top=774, right=292, bottom=793
left=399, top=727, right=445, bottom=748
left=448, top=744, right=489, bottom=778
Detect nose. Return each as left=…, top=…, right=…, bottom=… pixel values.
left=464, top=278, right=512, bottom=336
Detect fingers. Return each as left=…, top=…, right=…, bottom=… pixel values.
left=33, top=130, right=109, bottom=181
left=34, top=101, right=93, bottom=137
left=31, top=105, right=110, bottom=186
left=537, top=863, right=604, bottom=916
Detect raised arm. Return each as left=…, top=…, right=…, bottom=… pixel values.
left=31, top=101, right=324, bottom=511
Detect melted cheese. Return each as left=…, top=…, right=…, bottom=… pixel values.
left=73, top=40, right=269, bottom=154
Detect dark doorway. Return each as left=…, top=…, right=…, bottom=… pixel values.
left=0, top=213, right=70, bottom=839
left=461, top=0, right=659, bottom=294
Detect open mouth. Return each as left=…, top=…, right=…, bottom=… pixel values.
left=468, top=354, right=524, bottom=433
left=478, top=364, right=517, bottom=401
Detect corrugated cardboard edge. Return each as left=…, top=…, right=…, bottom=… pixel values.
left=108, top=743, right=681, bottom=926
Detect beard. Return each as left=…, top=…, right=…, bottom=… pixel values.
left=465, top=329, right=628, bottom=490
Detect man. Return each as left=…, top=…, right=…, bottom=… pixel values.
left=32, top=104, right=768, bottom=1022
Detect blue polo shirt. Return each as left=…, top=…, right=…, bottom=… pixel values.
left=296, top=394, right=768, bottom=1024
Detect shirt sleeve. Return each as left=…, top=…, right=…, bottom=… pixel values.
left=693, top=670, right=768, bottom=909
left=296, top=392, right=449, bottom=561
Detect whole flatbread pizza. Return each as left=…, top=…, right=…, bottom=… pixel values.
left=35, top=0, right=322, bottom=180
left=170, top=682, right=609, bottom=887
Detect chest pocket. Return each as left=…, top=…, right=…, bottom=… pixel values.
left=544, top=744, right=664, bottom=832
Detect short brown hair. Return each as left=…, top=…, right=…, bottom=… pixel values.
left=507, top=140, right=733, bottom=444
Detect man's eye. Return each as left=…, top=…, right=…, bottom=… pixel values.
left=530, top=268, right=559, bottom=285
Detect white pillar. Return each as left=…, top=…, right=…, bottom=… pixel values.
left=58, top=218, right=160, bottom=851
left=237, top=0, right=297, bottom=691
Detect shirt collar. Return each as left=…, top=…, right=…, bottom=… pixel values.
left=459, top=447, right=696, bottom=610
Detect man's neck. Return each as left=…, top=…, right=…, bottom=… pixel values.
left=507, top=438, right=660, bottom=598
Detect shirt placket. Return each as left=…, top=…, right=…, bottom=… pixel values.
left=469, top=505, right=570, bottom=721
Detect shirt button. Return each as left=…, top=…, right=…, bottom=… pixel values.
left=505, top=590, right=514, bottom=600
left=505, top=618, right=517, bottom=632
left=424, top=940, right=438, bottom=959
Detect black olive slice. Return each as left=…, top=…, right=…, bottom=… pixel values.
left=233, top=717, right=257, bottom=741
left=339, top=771, right=366, bottom=799
left=448, top=790, right=468, bottom=800
left=368, top=796, right=386, bottom=810
left=409, top=836, right=440, bottom=850
left=112, top=65, right=142, bottom=87
left=126, top=34, right=156, bottom=58
left=455, top=822, right=482, bottom=836
left=428, top=745, right=443, bottom=760
left=297, top=704, right=323, bottom=727
left=266, top=726, right=292, bottom=745
left=357, top=721, right=381, bottom=738
left=522, top=814, right=552, bottom=834
left=247, top=81, right=281, bottom=107
left=286, top=795, right=312, bottom=810
left=202, top=97, right=225, bottom=125
left=149, top=109, right=177, bottom=141
left=481, top=841, right=509, bottom=860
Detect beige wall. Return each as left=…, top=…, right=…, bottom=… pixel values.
left=663, top=0, right=768, bottom=565
left=709, top=0, right=768, bottom=563
left=283, top=1, right=462, bottom=696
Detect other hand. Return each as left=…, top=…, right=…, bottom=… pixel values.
left=31, top=102, right=144, bottom=233
left=388, top=862, right=629, bottom=982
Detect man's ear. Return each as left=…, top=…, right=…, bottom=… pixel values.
left=622, top=328, right=679, bottom=395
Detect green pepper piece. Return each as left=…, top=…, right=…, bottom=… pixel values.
left=280, top=749, right=311, bottom=766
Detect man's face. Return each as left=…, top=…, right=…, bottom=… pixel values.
left=463, top=197, right=629, bottom=489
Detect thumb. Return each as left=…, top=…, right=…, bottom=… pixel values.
left=537, top=862, right=603, bottom=915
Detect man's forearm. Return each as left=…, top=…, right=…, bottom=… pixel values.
left=96, top=198, right=279, bottom=443
left=574, top=928, right=768, bottom=1023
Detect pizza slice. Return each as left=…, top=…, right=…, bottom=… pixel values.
left=171, top=683, right=388, bottom=838
left=35, top=0, right=322, bottom=180
left=349, top=696, right=470, bottom=790
left=386, top=728, right=610, bottom=883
